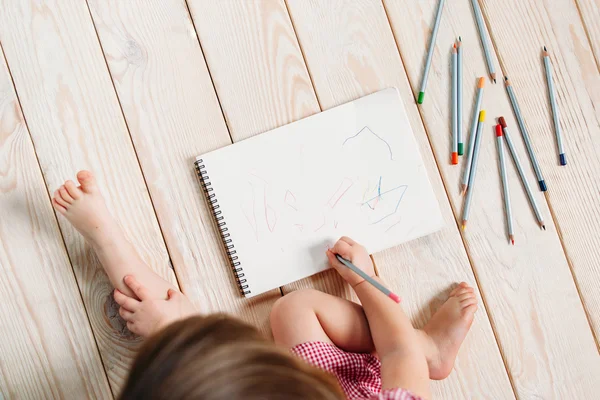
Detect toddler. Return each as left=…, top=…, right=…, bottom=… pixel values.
left=53, top=171, right=477, bottom=399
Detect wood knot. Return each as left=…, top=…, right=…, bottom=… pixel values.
left=104, top=292, right=137, bottom=340
left=123, top=40, right=145, bottom=66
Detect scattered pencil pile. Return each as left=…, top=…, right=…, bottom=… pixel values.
left=417, top=0, right=566, bottom=245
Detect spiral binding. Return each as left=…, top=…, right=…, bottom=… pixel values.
left=194, top=159, right=250, bottom=296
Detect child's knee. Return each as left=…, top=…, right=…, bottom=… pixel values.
left=270, top=289, right=321, bottom=340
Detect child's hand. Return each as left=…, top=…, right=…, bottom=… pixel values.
left=113, top=275, right=196, bottom=337
left=326, top=236, right=376, bottom=287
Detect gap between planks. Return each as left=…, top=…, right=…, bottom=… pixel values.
left=0, top=40, right=115, bottom=399
left=475, top=0, right=600, bottom=351
left=82, top=0, right=183, bottom=298
left=376, top=2, right=519, bottom=397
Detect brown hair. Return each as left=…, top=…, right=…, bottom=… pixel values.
left=119, top=314, right=344, bottom=400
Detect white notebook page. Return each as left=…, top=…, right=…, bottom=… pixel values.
left=197, top=88, right=444, bottom=297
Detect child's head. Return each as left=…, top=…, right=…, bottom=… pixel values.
left=119, top=314, right=344, bottom=399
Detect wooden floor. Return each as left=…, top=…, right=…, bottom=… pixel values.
left=1, top=0, right=599, bottom=398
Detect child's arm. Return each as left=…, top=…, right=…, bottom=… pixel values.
left=327, top=237, right=430, bottom=398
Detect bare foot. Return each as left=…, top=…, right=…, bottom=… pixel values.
left=422, top=282, right=478, bottom=380
left=52, top=170, right=118, bottom=247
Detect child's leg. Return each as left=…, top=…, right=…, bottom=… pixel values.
left=52, top=171, right=175, bottom=299
left=271, top=283, right=477, bottom=380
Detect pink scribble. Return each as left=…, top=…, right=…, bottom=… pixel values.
left=241, top=183, right=259, bottom=241
left=249, top=172, right=268, bottom=183
left=264, top=188, right=277, bottom=232
left=294, top=224, right=304, bottom=232
left=314, top=217, right=326, bottom=232
left=334, top=220, right=339, bottom=229
left=326, top=178, right=354, bottom=208
left=284, top=190, right=298, bottom=211
left=385, top=218, right=403, bottom=233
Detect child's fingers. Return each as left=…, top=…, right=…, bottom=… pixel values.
left=123, top=275, right=150, bottom=301
left=126, top=321, right=137, bottom=335
left=339, top=236, right=357, bottom=246
left=119, top=307, right=134, bottom=321
left=326, top=249, right=343, bottom=269
left=332, top=239, right=354, bottom=260
left=114, top=289, right=140, bottom=311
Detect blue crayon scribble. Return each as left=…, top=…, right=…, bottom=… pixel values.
left=343, top=126, right=394, bottom=160
left=377, top=176, right=382, bottom=198
left=361, top=185, right=408, bottom=224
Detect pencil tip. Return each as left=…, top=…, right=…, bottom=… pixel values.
left=544, top=45, right=547, bottom=51
left=511, top=239, right=515, bottom=245
left=493, top=78, right=497, bottom=84
left=461, top=222, right=467, bottom=231
left=504, top=76, right=508, bottom=81
left=459, top=36, right=462, bottom=42
left=542, top=225, right=546, bottom=231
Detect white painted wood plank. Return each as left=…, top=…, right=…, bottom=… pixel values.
left=0, top=0, right=177, bottom=391
left=479, top=0, right=600, bottom=349
left=86, top=0, right=280, bottom=336
left=186, top=0, right=357, bottom=300
left=286, top=0, right=514, bottom=397
left=0, top=45, right=112, bottom=400
left=384, top=0, right=600, bottom=396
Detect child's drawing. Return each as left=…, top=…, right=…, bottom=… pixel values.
left=239, top=126, right=409, bottom=241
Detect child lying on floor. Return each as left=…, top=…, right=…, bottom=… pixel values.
left=52, top=171, right=477, bottom=400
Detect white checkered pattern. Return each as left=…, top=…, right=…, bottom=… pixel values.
left=292, top=341, right=421, bottom=400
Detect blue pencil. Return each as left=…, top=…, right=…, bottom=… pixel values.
left=335, top=255, right=401, bottom=303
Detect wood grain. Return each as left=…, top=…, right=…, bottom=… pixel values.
left=86, top=0, right=280, bottom=336
left=186, top=0, right=357, bottom=300
left=479, top=0, right=600, bottom=348
left=384, top=0, right=600, bottom=396
left=0, top=0, right=178, bottom=391
left=284, top=0, right=514, bottom=397
left=575, top=0, right=600, bottom=70
left=0, top=45, right=112, bottom=399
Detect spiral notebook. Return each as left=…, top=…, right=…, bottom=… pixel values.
left=195, top=88, right=444, bottom=297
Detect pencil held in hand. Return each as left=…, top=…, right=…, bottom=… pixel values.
left=326, top=237, right=400, bottom=303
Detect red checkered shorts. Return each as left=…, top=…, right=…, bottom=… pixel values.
left=292, top=341, right=421, bottom=400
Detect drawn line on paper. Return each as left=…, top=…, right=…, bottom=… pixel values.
left=264, top=188, right=277, bottom=232
left=314, top=217, right=326, bottom=232
left=385, top=218, right=403, bottom=233
left=377, top=176, right=382, bottom=198
left=241, top=183, right=259, bottom=241
left=371, top=186, right=408, bottom=225
left=326, top=178, right=354, bottom=208
left=342, top=126, right=394, bottom=160
left=334, top=220, right=339, bottom=229
left=284, top=190, right=298, bottom=211
left=294, top=224, right=304, bottom=232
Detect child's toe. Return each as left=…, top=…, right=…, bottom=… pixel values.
left=53, top=192, right=69, bottom=210
left=59, top=186, right=74, bottom=203
left=76, top=170, right=98, bottom=193
left=65, top=180, right=82, bottom=200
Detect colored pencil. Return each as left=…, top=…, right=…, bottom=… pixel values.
left=504, top=77, right=547, bottom=191
left=451, top=44, right=458, bottom=165
left=462, top=110, right=485, bottom=230
left=335, top=255, right=401, bottom=303
left=499, top=117, right=546, bottom=230
left=418, top=0, right=446, bottom=104
left=496, top=124, right=514, bottom=245
left=471, top=0, right=496, bottom=83
left=457, top=37, right=464, bottom=155
left=461, top=77, right=485, bottom=195
left=543, top=46, right=566, bottom=166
